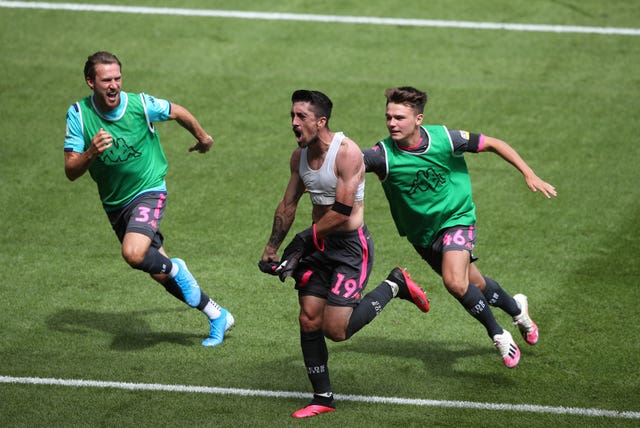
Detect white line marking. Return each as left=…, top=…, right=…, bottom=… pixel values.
left=2, top=375, right=639, bottom=419
left=0, top=1, right=639, bottom=36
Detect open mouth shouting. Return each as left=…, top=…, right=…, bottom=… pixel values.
left=293, top=126, right=307, bottom=146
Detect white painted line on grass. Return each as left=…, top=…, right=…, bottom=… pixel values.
left=2, top=375, right=639, bottom=419
left=0, top=1, right=639, bottom=36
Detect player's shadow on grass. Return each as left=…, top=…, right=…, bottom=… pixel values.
left=249, top=336, right=516, bottom=394
left=337, top=336, right=514, bottom=384
left=46, top=308, right=200, bottom=351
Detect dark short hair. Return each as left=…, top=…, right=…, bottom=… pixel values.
left=84, top=51, right=121, bottom=80
left=291, top=89, right=333, bottom=122
left=384, top=86, right=428, bottom=114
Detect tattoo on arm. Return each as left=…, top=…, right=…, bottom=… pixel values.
left=267, top=215, right=288, bottom=248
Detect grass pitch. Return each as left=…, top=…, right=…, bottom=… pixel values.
left=1, top=1, right=639, bottom=427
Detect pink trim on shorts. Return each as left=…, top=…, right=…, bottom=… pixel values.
left=299, top=269, right=313, bottom=288
left=357, top=227, right=369, bottom=288
left=154, top=193, right=166, bottom=220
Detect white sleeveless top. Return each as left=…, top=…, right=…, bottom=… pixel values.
left=299, top=132, right=365, bottom=205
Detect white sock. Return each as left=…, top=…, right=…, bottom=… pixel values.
left=385, top=280, right=399, bottom=297
left=202, top=298, right=222, bottom=319
left=315, top=392, right=333, bottom=398
left=169, top=262, right=179, bottom=278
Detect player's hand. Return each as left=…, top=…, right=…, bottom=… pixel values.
left=276, top=227, right=314, bottom=282
left=525, top=175, right=557, bottom=199
left=258, top=260, right=280, bottom=275
left=189, top=134, right=214, bottom=153
left=90, top=128, right=113, bottom=155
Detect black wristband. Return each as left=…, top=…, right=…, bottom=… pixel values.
left=331, top=201, right=353, bottom=216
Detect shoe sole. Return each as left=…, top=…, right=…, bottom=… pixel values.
left=513, top=294, right=538, bottom=345
left=292, top=404, right=335, bottom=418
left=398, top=267, right=430, bottom=313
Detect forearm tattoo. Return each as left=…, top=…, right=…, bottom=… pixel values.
left=267, top=215, right=288, bottom=248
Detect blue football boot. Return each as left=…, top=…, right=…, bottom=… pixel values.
left=202, top=308, right=234, bottom=347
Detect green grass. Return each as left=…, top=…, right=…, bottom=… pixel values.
left=1, top=1, right=639, bottom=427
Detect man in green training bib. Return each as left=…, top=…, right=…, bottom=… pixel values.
left=64, top=51, right=233, bottom=347
left=364, top=86, right=557, bottom=368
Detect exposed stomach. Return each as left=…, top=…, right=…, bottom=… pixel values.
left=311, top=201, right=365, bottom=232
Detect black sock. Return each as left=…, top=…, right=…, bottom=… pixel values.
left=345, top=282, right=394, bottom=339
left=138, top=247, right=172, bottom=274
left=458, top=284, right=502, bottom=338
left=311, top=393, right=335, bottom=408
left=300, top=330, right=332, bottom=396
left=196, top=291, right=211, bottom=310
left=161, top=281, right=210, bottom=309
left=482, top=276, right=520, bottom=317
left=161, top=278, right=186, bottom=303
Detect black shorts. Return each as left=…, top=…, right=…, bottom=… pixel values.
left=106, top=192, right=167, bottom=249
left=413, top=225, right=478, bottom=275
left=294, top=225, right=374, bottom=308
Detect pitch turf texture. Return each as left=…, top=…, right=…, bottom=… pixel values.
left=1, top=1, right=639, bottom=427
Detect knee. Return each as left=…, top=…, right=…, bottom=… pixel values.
left=469, top=272, right=486, bottom=291
left=444, top=279, right=468, bottom=299
left=324, top=329, right=347, bottom=342
left=298, top=319, right=347, bottom=342
left=320, top=318, right=348, bottom=342
left=299, top=314, right=322, bottom=334
left=121, top=246, right=146, bottom=268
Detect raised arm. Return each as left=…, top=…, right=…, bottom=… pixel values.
left=482, top=136, right=557, bottom=199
